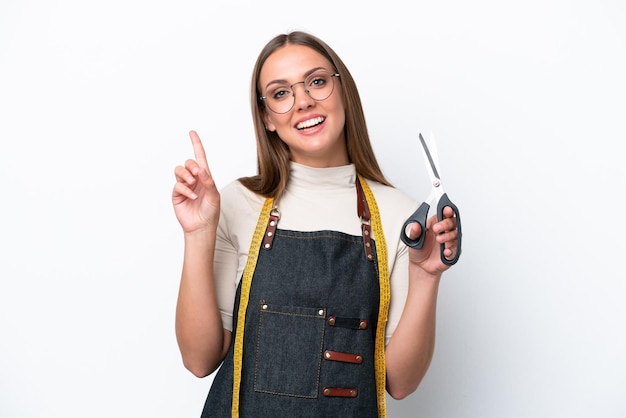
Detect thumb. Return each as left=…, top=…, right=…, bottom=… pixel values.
left=408, top=221, right=423, bottom=240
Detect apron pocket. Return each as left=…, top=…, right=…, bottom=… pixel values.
left=254, top=302, right=326, bottom=398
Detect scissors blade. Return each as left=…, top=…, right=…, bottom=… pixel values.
left=419, top=133, right=440, bottom=180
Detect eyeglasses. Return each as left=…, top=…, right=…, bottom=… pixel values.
left=260, top=69, right=340, bottom=114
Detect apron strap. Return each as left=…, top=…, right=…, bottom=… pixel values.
left=356, top=177, right=374, bottom=261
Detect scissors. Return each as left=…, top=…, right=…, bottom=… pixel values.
left=401, top=132, right=462, bottom=266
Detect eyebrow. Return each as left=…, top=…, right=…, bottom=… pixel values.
left=263, top=66, right=329, bottom=90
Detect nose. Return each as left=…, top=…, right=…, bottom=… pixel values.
left=292, top=82, right=315, bottom=110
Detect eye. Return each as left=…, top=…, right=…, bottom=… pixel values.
left=269, top=86, right=292, bottom=101
left=308, top=74, right=328, bottom=89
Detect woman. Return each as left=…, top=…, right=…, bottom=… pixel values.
left=172, top=31, right=459, bottom=417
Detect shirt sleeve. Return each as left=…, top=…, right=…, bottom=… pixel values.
left=213, top=199, right=239, bottom=332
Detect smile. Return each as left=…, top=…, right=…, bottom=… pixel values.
left=296, top=116, right=325, bottom=130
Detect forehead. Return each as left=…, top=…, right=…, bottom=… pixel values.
left=259, top=44, right=333, bottom=85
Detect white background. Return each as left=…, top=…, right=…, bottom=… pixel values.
left=1, top=1, right=625, bottom=417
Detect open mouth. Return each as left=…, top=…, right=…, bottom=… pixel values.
left=296, top=116, right=325, bottom=130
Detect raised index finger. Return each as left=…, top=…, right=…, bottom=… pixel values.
left=189, top=130, right=208, bottom=170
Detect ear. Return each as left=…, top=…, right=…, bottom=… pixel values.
left=262, top=110, right=276, bottom=132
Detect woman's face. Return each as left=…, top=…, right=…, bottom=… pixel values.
left=259, top=44, right=348, bottom=168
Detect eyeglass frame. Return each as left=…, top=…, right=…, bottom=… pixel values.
left=259, top=70, right=341, bottom=114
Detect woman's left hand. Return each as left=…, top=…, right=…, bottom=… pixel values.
left=406, top=206, right=460, bottom=275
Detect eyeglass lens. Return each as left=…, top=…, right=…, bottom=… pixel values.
left=263, top=70, right=337, bottom=114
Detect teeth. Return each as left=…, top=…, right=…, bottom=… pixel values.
left=297, top=117, right=324, bottom=130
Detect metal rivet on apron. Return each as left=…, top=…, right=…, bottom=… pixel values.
left=363, top=229, right=369, bottom=235
left=264, top=243, right=271, bottom=249
left=267, top=231, right=273, bottom=237
left=318, top=309, right=325, bottom=316
left=350, top=390, right=356, bottom=397
left=355, top=355, right=363, bottom=363
left=262, top=304, right=268, bottom=310
left=359, top=320, right=368, bottom=329
left=328, top=316, right=336, bottom=326
left=269, top=220, right=276, bottom=227
left=325, top=352, right=332, bottom=359
left=367, top=254, right=373, bottom=261
left=323, top=388, right=331, bottom=396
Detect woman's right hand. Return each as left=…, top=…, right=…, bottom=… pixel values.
left=172, top=130, right=221, bottom=234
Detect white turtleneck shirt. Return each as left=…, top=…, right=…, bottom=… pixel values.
left=214, top=162, right=420, bottom=344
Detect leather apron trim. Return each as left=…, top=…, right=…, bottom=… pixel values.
left=322, top=387, right=358, bottom=398
left=323, top=350, right=364, bottom=364
left=356, top=177, right=374, bottom=261
left=231, top=177, right=390, bottom=418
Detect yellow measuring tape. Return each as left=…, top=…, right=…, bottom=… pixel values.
left=231, top=177, right=390, bottom=417
left=231, top=197, right=274, bottom=417
left=358, top=175, right=390, bottom=418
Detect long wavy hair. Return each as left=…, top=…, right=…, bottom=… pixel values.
left=239, top=31, right=392, bottom=199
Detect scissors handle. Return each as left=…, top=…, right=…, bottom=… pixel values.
left=400, top=193, right=462, bottom=266
left=400, top=202, right=430, bottom=249
left=437, top=193, right=462, bottom=266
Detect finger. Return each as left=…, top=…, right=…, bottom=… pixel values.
left=436, top=228, right=458, bottom=245
left=172, top=182, right=198, bottom=202
left=174, top=165, right=196, bottom=185
left=183, top=158, right=204, bottom=178
left=189, top=130, right=209, bottom=170
left=433, top=209, right=457, bottom=234
left=436, top=217, right=457, bottom=233
left=182, top=157, right=216, bottom=194
left=432, top=214, right=455, bottom=237
left=443, top=247, right=458, bottom=259
left=439, top=206, right=457, bottom=222
left=443, top=240, right=461, bottom=259
left=442, top=205, right=455, bottom=219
